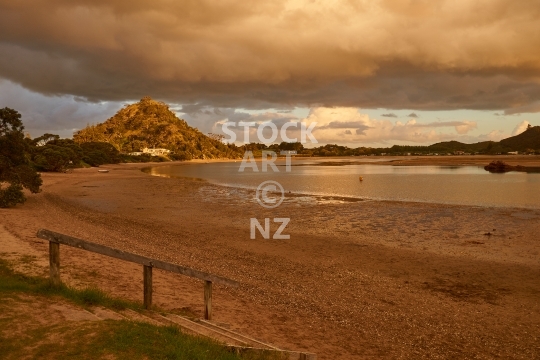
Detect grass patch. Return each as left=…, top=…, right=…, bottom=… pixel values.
left=0, top=259, right=284, bottom=360
left=0, top=258, right=135, bottom=310
left=88, top=321, right=282, bottom=360
left=1, top=320, right=281, bottom=360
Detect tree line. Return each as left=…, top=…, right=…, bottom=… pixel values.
left=0, top=107, right=163, bottom=207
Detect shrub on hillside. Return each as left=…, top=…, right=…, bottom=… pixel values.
left=119, top=154, right=168, bottom=163
left=170, top=152, right=192, bottom=161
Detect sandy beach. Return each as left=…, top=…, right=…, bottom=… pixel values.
left=1, top=157, right=539, bottom=359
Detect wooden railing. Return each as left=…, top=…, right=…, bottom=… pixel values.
left=37, top=229, right=239, bottom=320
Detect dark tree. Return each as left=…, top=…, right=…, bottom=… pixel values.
left=278, top=141, right=304, bottom=152
left=79, top=142, right=121, bottom=166
left=33, top=145, right=78, bottom=172
left=0, top=108, right=42, bottom=207
left=32, top=137, right=84, bottom=172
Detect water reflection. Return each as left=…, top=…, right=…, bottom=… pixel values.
left=145, top=160, right=540, bottom=209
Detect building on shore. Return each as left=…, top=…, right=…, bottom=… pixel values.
left=128, top=148, right=171, bottom=156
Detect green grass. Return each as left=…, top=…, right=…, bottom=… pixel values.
left=1, top=320, right=278, bottom=360
left=0, top=259, right=283, bottom=360
left=0, top=258, right=135, bottom=310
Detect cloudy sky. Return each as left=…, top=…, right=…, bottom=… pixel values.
left=1, top=0, right=539, bottom=146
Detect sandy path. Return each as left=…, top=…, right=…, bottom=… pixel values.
left=0, top=162, right=539, bottom=359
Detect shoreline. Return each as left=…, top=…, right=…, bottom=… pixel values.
left=1, top=163, right=539, bottom=359
left=124, top=154, right=540, bottom=166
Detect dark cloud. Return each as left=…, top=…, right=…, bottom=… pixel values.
left=381, top=113, right=398, bottom=118
left=410, top=121, right=473, bottom=128
left=0, top=0, right=539, bottom=114
left=179, top=106, right=254, bottom=134
left=407, top=113, right=418, bottom=118
left=355, top=128, right=369, bottom=136
left=503, top=102, right=540, bottom=115
left=0, top=80, right=122, bottom=138
left=179, top=104, right=207, bottom=114
left=319, top=121, right=370, bottom=129
left=316, top=120, right=373, bottom=138
left=178, top=104, right=301, bottom=140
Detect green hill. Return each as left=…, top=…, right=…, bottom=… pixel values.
left=426, top=126, right=540, bottom=154
left=500, top=125, right=540, bottom=151
left=426, top=140, right=492, bottom=153
left=375, top=126, right=539, bottom=155
left=73, top=97, right=242, bottom=160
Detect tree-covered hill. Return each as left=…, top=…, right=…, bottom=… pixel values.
left=73, top=97, right=242, bottom=160
left=417, top=125, right=540, bottom=154
left=500, top=125, right=540, bottom=151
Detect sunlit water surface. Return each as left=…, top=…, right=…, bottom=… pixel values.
left=144, top=159, right=540, bottom=209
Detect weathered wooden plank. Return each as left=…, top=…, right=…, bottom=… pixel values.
left=37, top=229, right=238, bottom=287
left=49, top=242, right=61, bottom=286
left=143, top=265, right=153, bottom=309
left=227, top=346, right=317, bottom=360
left=204, top=280, right=212, bottom=320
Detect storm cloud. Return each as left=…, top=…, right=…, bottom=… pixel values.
left=1, top=0, right=540, bottom=112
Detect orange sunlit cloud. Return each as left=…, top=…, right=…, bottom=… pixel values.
left=1, top=0, right=539, bottom=111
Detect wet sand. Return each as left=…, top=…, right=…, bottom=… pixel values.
left=1, top=158, right=539, bottom=359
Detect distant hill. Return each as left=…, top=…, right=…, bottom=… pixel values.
left=426, top=125, right=540, bottom=154
left=380, top=125, right=540, bottom=155
left=73, top=97, right=242, bottom=160
left=500, top=125, right=540, bottom=151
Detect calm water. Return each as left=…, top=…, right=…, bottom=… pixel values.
left=145, top=159, right=540, bottom=209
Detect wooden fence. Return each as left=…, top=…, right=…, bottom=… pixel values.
left=37, top=229, right=239, bottom=320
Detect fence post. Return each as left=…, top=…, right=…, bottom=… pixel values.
left=49, top=242, right=61, bottom=286
left=204, top=280, right=212, bottom=320
left=143, top=265, right=153, bottom=309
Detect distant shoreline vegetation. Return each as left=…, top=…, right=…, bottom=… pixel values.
left=72, top=96, right=539, bottom=159
left=6, top=97, right=540, bottom=175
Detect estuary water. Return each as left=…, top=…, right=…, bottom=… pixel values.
left=144, top=159, right=540, bottom=209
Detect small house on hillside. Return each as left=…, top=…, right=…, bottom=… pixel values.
left=128, top=148, right=171, bottom=156
left=143, top=148, right=171, bottom=156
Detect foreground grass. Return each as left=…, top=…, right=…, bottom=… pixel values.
left=0, top=259, right=281, bottom=360
left=0, top=258, right=135, bottom=310
left=0, top=320, right=275, bottom=360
